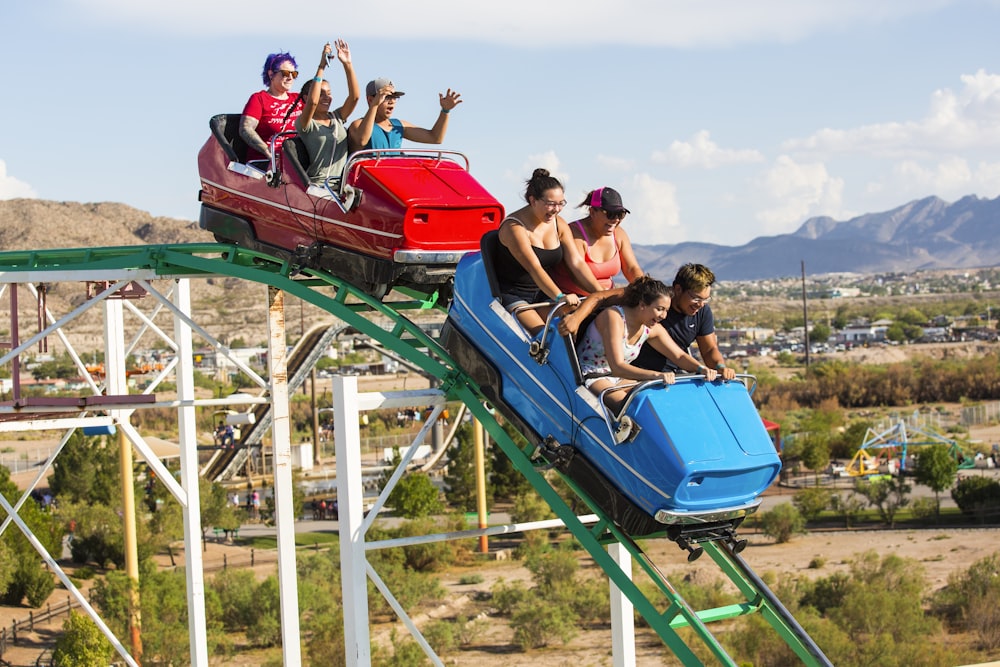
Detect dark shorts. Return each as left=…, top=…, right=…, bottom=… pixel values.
left=499, top=285, right=544, bottom=311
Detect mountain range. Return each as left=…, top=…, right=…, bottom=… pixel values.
left=0, top=194, right=998, bottom=283
left=632, top=194, right=1000, bottom=281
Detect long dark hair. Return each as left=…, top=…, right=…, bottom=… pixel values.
left=622, top=275, right=670, bottom=307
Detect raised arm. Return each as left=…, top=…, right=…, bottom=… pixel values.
left=348, top=85, right=391, bottom=153
left=401, top=89, right=462, bottom=144
left=295, top=43, right=333, bottom=132
left=332, top=39, right=360, bottom=119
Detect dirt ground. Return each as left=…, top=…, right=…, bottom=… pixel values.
left=4, top=523, right=995, bottom=666
left=2, top=345, right=1000, bottom=665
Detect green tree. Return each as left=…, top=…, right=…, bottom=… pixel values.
left=951, top=475, right=1000, bottom=522
left=0, top=467, right=62, bottom=606
left=489, top=423, right=533, bottom=502
left=829, top=492, right=867, bottom=528
left=885, top=322, right=907, bottom=343
left=855, top=476, right=910, bottom=527
left=808, top=322, right=831, bottom=345
left=829, top=420, right=872, bottom=460
left=48, top=431, right=119, bottom=506
left=913, top=444, right=959, bottom=520
left=442, top=422, right=493, bottom=512
left=759, top=503, right=806, bottom=543
left=793, top=487, right=832, bottom=522
left=51, top=611, right=116, bottom=667
left=379, top=448, right=444, bottom=519
left=799, top=434, right=831, bottom=486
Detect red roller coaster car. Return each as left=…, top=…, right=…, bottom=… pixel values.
left=196, top=113, right=504, bottom=299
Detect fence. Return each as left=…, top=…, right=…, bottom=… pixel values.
left=0, top=448, right=54, bottom=476
left=0, top=596, right=79, bottom=661
left=961, top=402, right=1000, bottom=428
left=874, top=409, right=944, bottom=433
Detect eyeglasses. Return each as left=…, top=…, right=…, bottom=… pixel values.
left=537, top=198, right=567, bottom=209
left=602, top=209, right=627, bottom=221
left=685, top=291, right=712, bottom=305
left=275, top=69, right=299, bottom=79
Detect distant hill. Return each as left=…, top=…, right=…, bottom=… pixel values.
left=633, top=194, right=1000, bottom=281
left=0, top=199, right=205, bottom=251
left=1, top=194, right=998, bottom=285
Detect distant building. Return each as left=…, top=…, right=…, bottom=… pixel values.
left=839, top=322, right=888, bottom=343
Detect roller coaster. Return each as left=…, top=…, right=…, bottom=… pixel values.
left=0, top=125, right=833, bottom=665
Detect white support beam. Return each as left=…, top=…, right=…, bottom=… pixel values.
left=173, top=278, right=209, bottom=665
left=267, top=286, right=303, bottom=665
left=335, top=375, right=372, bottom=667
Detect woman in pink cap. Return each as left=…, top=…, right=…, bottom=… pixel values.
left=551, top=187, right=643, bottom=297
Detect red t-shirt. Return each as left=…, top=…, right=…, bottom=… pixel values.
left=242, top=90, right=301, bottom=162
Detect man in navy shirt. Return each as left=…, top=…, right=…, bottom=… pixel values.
left=631, top=263, right=735, bottom=379
left=560, top=263, right=736, bottom=380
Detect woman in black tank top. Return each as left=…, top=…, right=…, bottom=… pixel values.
left=494, top=169, right=604, bottom=334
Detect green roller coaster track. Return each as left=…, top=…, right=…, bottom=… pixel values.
left=0, top=242, right=831, bottom=666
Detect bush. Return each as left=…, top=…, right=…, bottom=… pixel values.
left=793, top=487, right=833, bottom=521
left=510, top=597, right=578, bottom=650
left=910, top=497, right=938, bottom=521
left=51, top=612, right=115, bottom=667
left=760, top=503, right=806, bottom=543
left=491, top=579, right=530, bottom=615
left=951, top=476, right=1000, bottom=522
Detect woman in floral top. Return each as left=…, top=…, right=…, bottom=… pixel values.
left=577, top=276, right=717, bottom=412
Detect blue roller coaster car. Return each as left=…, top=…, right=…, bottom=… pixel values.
left=443, top=232, right=781, bottom=553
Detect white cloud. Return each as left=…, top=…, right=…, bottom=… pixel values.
left=625, top=174, right=681, bottom=246
left=754, top=156, right=845, bottom=232
left=784, top=69, right=1000, bottom=157
left=595, top=155, right=636, bottom=172
left=64, top=0, right=952, bottom=46
left=652, top=131, right=765, bottom=168
left=0, top=160, right=37, bottom=200
left=885, top=157, right=1000, bottom=200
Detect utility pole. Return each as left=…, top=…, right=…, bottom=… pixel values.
left=801, top=260, right=810, bottom=372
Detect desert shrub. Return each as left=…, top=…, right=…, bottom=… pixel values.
left=793, top=487, right=833, bottom=521
left=510, top=597, right=578, bottom=650
left=491, top=579, right=530, bottom=615
left=910, top=497, right=938, bottom=521
left=829, top=492, right=867, bottom=528
left=760, top=503, right=806, bottom=543
left=931, top=553, right=1000, bottom=650
left=422, top=619, right=459, bottom=655
left=951, top=476, right=1000, bottom=522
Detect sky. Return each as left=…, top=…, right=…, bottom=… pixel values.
left=2, top=1, right=1000, bottom=247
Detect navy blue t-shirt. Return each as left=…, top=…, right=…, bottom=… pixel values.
left=633, top=305, right=715, bottom=372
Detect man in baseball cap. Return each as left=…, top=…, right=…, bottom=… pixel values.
left=349, top=76, right=462, bottom=152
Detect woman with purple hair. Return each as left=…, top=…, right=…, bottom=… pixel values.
left=240, top=51, right=301, bottom=163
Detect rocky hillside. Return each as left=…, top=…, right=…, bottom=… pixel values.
left=0, top=199, right=206, bottom=250
left=0, top=199, right=330, bottom=352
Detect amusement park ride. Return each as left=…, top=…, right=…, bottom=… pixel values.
left=0, top=118, right=833, bottom=666
left=845, top=419, right=971, bottom=477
